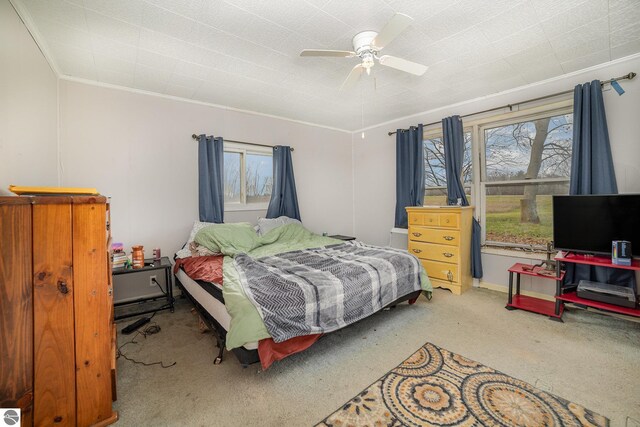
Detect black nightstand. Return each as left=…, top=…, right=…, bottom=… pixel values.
left=113, top=257, right=174, bottom=320
left=329, top=234, right=356, bottom=241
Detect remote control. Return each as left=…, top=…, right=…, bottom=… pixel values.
left=121, top=317, right=151, bottom=334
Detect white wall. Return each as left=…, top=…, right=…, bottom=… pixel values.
left=353, top=54, right=640, bottom=293
left=58, top=80, right=353, bottom=257
left=0, top=0, right=58, bottom=194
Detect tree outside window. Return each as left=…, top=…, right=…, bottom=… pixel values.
left=223, top=148, right=273, bottom=206
left=423, top=131, right=472, bottom=205
left=483, top=112, right=573, bottom=246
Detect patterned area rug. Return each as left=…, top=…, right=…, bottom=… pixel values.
left=316, top=342, right=608, bottom=427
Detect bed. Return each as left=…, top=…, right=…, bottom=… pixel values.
left=174, top=221, right=432, bottom=369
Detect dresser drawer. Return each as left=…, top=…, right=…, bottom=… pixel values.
left=408, top=211, right=459, bottom=228
left=408, top=241, right=459, bottom=263
left=408, top=212, right=439, bottom=226
left=421, top=260, right=459, bottom=283
left=409, top=227, right=460, bottom=246
left=439, top=213, right=459, bottom=228
left=429, top=278, right=463, bottom=295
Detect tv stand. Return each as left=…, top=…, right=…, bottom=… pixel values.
left=554, top=252, right=640, bottom=321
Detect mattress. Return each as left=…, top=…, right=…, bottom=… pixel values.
left=175, top=268, right=258, bottom=351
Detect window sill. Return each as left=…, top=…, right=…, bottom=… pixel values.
left=481, top=246, right=548, bottom=261
left=224, top=204, right=269, bottom=212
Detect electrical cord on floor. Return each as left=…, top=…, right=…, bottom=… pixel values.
left=116, top=316, right=176, bottom=369
left=151, top=278, right=168, bottom=297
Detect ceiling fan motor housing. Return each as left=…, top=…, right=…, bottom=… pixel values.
left=352, top=31, right=379, bottom=55
left=353, top=31, right=378, bottom=73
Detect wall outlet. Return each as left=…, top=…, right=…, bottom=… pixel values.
left=149, top=275, right=157, bottom=287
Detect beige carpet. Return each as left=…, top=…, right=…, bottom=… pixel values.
left=114, top=287, right=640, bottom=426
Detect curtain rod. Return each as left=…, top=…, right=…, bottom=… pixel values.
left=388, top=72, right=636, bottom=136
left=191, top=134, right=294, bottom=151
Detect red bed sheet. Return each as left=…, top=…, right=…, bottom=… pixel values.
left=174, top=255, right=224, bottom=284
left=258, top=334, right=322, bottom=370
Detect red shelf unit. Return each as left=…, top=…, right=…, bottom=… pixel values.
left=553, top=252, right=640, bottom=320
left=506, top=263, right=565, bottom=319
left=508, top=294, right=564, bottom=318
left=555, top=252, right=640, bottom=271
left=556, top=292, right=640, bottom=317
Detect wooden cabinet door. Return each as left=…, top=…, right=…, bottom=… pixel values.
left=0, top=203, right=34, bottom=426
left=33, top=203, right=76, bottom=427
left=73, top=202, right=113, bottom=426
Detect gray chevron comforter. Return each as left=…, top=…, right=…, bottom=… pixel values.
left=234, top=241, right=423, bottom=343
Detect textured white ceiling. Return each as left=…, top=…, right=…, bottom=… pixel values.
left=15, top=0, right=640, bottom=131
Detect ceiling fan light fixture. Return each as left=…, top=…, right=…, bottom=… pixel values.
left=362, top=53, right=374, bottom=75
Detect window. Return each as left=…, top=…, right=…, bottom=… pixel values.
left=481, top=110, right=573, bottom=247
left=419, top=101, right=574, bottom=250
left=423, top=130, right=472, bottom=206
left=223, top=144, right=273, bottom=208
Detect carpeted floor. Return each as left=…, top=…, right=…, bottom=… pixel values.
left=114, top=287, right=640, bottom=426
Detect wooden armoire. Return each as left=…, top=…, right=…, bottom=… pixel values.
left=0, top=195, right=118, bottom=427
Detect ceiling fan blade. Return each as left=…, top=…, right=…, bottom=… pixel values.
left=378, top=55, right=428, bottom=76
left=340, top=64, right=364, bottom=91
left=300, top=49, right=356, bottom=57
left=372, top=13, right=413, bottom=49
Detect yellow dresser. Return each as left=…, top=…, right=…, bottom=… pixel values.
left=406, top=206, right=474, bottom=295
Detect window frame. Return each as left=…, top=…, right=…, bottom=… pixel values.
left=223, top=142, right=273, bottom=211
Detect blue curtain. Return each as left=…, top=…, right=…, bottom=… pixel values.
left=198, top=134, right=224, bottom=223
left=442, top=116, right=483, bottom=278
left=394, top=125, right=425, bottom=228
left=570, top=80, right=618, bottom=195
left=266, top=146, right=301, bottom=221
left=568, top=81, right=634, bottom=287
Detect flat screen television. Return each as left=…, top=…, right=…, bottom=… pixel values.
left=553, top=194, right=640, bottom=255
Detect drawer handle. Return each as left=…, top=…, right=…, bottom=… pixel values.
left=443, top=236, right=454, bottom=241
left=444, top=219, right=450, bottom=223
left=412, top=249, right=422, bottom=254
left=412, top=232, right=422, bottom=237
left=447, top=271, right=454, bottom=281
left=443, top=252, right=454, bottom=258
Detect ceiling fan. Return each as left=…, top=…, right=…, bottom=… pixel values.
left=300, top=13, right=428, bottom=91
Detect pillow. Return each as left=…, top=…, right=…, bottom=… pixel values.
left=175, top=221, right=218, bottom=259
left=257, top=216, right=302, bottom=236
left=194, top=222, right=259, bottom=256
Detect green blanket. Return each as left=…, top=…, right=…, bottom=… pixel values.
left=195, top=223, right=432, bottom=350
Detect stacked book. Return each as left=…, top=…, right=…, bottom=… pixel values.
left=111, top=242, right=127, bottom=269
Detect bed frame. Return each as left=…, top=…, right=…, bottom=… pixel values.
left=175, top=272, right=422, bottom=368
left=174, top=274, right=259, bottom=367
